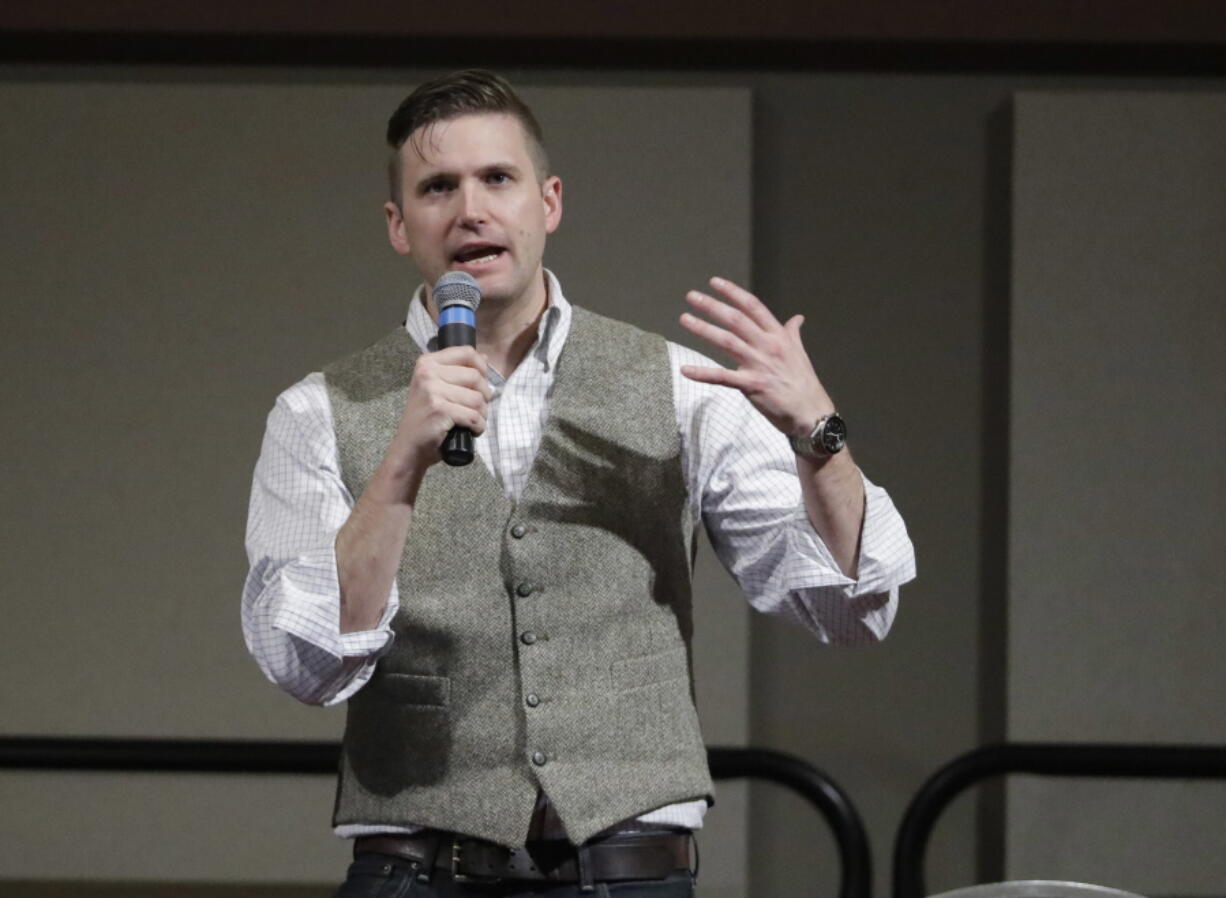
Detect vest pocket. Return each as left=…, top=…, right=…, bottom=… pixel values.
left=612, top=649, right=697, bottom=750
left=368, top=672, right=450, bottom=707
left=611, top=647, right=688, bottom=691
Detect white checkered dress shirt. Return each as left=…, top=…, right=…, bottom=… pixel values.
left=243, top=272, right=915, bottom=837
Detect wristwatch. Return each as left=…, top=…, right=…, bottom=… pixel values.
left=789, top=413, right=847, bottom=458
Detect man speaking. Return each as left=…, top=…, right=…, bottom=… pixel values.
left=242, top=70, right=915, bottom=897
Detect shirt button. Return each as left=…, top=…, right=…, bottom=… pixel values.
left=516, top=582, right=535, bottom=597
left=525, top=693, right=541, bottom=707
left=531, top=751, right=547, bottom=767
left=520, top=631, right=538, bottom=645
left=511, top=524, right=527, bottom=539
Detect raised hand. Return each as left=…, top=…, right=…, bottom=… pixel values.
left=679, top=277, right=835, bottom=438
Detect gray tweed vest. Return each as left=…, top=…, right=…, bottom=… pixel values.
left=323, top=306, right=713, bottom=848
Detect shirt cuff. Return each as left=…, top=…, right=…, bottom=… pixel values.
left=269, top=544, right=399, bottom=661
left=780, top=474, right=916, bottom=598
left=336, top=600, right=400, bottom=658
left=855, top=478, right=917, bottom=594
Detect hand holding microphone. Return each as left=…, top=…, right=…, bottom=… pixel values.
left=388, top=271, right=488, bottom=477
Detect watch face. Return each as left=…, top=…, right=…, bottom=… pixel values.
left=820, top=415, right=847, bottom=453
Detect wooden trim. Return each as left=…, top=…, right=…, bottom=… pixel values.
left=2, top=32, right=1225, bottom=75
left=3, top=0, right=1226, bottom=45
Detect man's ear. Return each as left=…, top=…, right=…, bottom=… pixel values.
left=542, top=175, right=563, bottom=235
left=385, top=201, right=412, bottom=256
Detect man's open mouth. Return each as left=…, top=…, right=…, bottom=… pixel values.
left=453, top=245, right=506, bottom=265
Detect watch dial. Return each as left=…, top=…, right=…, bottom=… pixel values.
left=821, top=415, right=847, bottom=452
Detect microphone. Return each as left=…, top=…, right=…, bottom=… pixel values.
left=433, top=271, right=482, bottom=467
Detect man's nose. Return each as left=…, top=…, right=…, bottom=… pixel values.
left=457, top=182, right=487, bottom=227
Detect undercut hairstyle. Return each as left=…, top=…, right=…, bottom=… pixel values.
left=386, top=69, right=550, bottom=205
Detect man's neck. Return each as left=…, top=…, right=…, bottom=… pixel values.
left=427, top=270, right=549, bottom=378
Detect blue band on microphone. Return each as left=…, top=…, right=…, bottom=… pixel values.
left=439, top=306, right=476, bottom=328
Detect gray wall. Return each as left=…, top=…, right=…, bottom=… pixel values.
left=2, top=64, right=1225, bottom=898
left=1008, top=92, right=1226, bottom=894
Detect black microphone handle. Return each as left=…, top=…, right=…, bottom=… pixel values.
left=441, top=425, right=474, bottom=467
left=437, top=321, right=474, bottom=349
left=437, top=320, right=477, bottom=467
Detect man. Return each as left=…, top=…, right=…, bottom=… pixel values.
left=243, top=70, right=915, bottom=897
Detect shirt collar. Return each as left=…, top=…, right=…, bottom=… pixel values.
left=404, top=269, right=572, bottom=373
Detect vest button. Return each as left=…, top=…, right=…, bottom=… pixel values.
left=511, top=524, right=527, bottom=539
left=525, top=693, right=541, bottom=707
left=531, top=751, right=547, bottom=767
left=520, top=631, right=538, bottom=645
left=516, top=582, right=535, bottom=597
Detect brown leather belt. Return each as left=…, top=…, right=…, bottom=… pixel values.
left=354, top=830, right=691, bottom=884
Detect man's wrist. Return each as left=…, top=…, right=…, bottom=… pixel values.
left=789, top=412, right=847, bottom=458
left=376, top=429, right=440, bottom=500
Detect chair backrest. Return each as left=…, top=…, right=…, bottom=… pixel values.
left=708, top=745, right=872, bottom=898
left=892, top=742, right=1226, bottom=898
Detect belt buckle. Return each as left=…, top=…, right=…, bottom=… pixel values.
left=450, top=836, right=500, bottom=885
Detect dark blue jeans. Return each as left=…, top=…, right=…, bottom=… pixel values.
left=334, top=852, right=696, bottom=898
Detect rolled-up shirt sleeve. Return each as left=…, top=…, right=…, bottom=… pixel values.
left=242, top=373, right=398, bottom=706
left=671, top=343, right=916, bottom=645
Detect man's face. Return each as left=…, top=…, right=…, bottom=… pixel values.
left=385, top=113, right=562, bottom=311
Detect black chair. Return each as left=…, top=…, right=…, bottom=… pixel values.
left=891, top=742, right=1226, bottom=898
left=709, top=746, right=871, bottom=898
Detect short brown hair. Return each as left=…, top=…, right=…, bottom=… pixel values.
left=386, top=69, right=549, bottom=204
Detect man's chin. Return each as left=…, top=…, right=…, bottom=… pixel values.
left=428, top=264, right=541, bottom=309
left=460, top=272, right=535, bottom=307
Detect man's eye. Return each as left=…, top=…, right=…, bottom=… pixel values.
left=486, top=172, right=510, bottom=185
left=423, top=181, right=452, bottom=195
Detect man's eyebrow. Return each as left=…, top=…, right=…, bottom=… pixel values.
left=412, top=169, right=455, bottom=192
left=479, top=160, right=522, bottom=174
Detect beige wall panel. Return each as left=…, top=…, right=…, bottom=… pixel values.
left=1009, top=91, right=1226, bottom=892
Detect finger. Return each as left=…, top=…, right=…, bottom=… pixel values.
left=784, top=314, right=805, bottom=343
left=680, top=364, right=761, bottom=392
left=708, top=277, right=781, bottom=332
left=443, top=402, right=487, bottom=435
left=417, top=352, right=493, bottom=399
left=430, top=345, right=488, bottom=371
left=460, top=405, right=488, bottom=435
left=430, top=391, right=487, bottom=434
left=436, top=364, right=494, bottom=400
left=679, top=311, right=757, bottom=365
left=686, top=290, right=765, bottom=344
left=436, top=377, right=483, bottom=402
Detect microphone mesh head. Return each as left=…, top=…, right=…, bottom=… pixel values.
left=434, top=271, right=482, bottom=312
